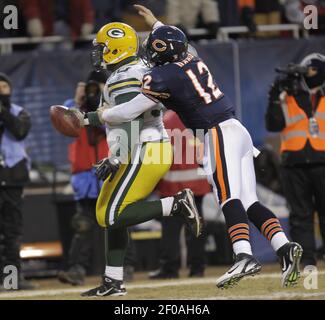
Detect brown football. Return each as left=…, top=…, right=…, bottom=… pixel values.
left=49, top=105, right=81, bottom=137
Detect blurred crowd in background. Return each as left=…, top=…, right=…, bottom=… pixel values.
left=0, top=0, right=324, bottom=41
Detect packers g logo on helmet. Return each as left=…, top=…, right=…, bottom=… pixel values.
left=94, top=22, right=139, bottom=65
left=107, top=28, right=125, bottom=38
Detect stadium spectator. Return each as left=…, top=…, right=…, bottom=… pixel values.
left=57, top=72, right=108, bottom=285
left=18, top=0, right=94, bottom=39
left=165, top=0, right=220, bottom=39
left=0, top=73, right=34, bottom=290
left=239, top=0, right=257, bottom=32
left=150, top=111, right=211, bottom=279
left=265, top=53, right=325, bottom=267
left=92, top=0, right=122, bottom=33
left=121, top=0, right=167, bottom=31
left=282, top=0, right=325, bottom=33
left=207, top=0, right=256, bottom=37
left=219, top=0, right=283, bottom=37
left=254, top=0, right=282, bottom=37
left=217, top=0, right=241, bottom=27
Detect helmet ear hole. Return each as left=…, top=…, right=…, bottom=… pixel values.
left=103, top=46, right=110, bottom=54
left=112, top=49, right=118, bottom=55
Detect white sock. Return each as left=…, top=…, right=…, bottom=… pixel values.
left=233, top=240, right=253, bottom=256
left=270, top=232, right=289, bottom=252
left=161, top=197, right=174, bottom=216
left=105, top=266, right=123, bottom=281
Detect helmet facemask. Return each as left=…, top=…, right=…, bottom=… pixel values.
left=91, top=39, right=107, bottom=71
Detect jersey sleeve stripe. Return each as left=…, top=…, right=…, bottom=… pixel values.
left=107, top=78, right=141, bottom=88
left=142, top=91, right=159, bottom=103
left=108, top=82, right=142, bottom=96
left=141, top=88, right=170, bottom=99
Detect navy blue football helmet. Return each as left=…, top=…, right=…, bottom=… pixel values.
left=145, top=25, right=188, bottom=66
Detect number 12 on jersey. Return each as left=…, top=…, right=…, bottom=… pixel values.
left=186, top=61, right=223, bottom=104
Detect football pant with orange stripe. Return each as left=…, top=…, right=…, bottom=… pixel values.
left=203, top=119, right=289, bottom=253
left=203, top=119, right=257, bottom=254
left=202, top=118, right=302, bottom=288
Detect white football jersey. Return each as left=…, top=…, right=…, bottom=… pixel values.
left=102, top=59, right=168, bottom=155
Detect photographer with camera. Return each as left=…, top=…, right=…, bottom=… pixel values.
left=57, top=71, right=109, bottom=285
left=0, top=73, right=35, bottom=290
left=266, top=53, right=325, bottom=267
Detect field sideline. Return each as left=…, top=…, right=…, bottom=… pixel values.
left=1, top=263, right=325, bottom=300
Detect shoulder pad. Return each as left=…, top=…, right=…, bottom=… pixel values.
left=141, top=68, right=170, bottom=101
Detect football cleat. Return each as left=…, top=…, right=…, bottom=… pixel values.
left=171, top=188, right=202, bottom=237
left=216, top=253, right=262, bottom=289
left=277, top=242, right=303, bottom=288
left=81, top=275, right=126, bottom=297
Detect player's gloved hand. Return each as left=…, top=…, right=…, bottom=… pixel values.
left=70, top=107, right=86, bottom=127
left=96, top=105, right=109, bottom=124
left=94, top=156, right=120, bottom=181
left=134, top=4, right=158, bottom=28
left=85, top=104, right=109, bottom=126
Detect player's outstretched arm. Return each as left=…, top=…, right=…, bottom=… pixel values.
left=134, top=4, right=158, bottom=28
left=91, top=94, right=157, bottom=125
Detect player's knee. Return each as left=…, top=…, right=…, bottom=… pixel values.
left=220, top=196, right=240, bottom=208
left=221, top=198, right=247, bottom=223
left=242, top=196, right=259, bottom=211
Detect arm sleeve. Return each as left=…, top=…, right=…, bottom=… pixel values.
left=0, top=108, right=31, bottom=140
left=101, top=93, right=156, bottom=124
left=152, top=20, right=165, bottom=29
